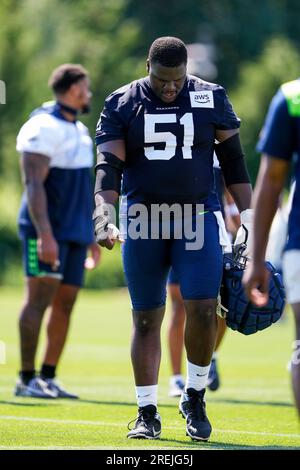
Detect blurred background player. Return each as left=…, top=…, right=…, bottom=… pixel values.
left=15, top=64, right=100, bottom=399
left=243, top=79, right=300, bottom=417
left=168, top=160, right=240, bottom=397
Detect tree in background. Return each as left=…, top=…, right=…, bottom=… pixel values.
left=124, top=0, right=300, bottom=88
left=231, top=37, right=300, bottom=181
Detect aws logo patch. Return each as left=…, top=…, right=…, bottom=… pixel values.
left=189, top=90, right=214, bottom=108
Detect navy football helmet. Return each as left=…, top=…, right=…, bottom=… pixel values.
left=219, top=246, right=285, bottom=335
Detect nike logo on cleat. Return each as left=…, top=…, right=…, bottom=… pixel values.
left=152, top=428, right=161, bottom=437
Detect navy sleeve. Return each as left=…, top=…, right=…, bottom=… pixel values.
left=215, top=88, right=241, bottom=130
left=95, top=93, right=126, bottom=145
left=257, top=89, right=295, bottom=160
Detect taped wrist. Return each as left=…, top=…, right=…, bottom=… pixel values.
left=93, top=203, right=115, bottom=241
left=214, top=134, right=250, bottom=186
left=94, top=151, right=124, bottom=194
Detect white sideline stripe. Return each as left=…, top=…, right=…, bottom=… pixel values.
left=0, top=415, right=299, bottom=439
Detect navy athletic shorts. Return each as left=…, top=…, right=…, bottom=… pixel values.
left=168, top=267, right=179, bottom=285
left=122, top=211, right=223, bottom=310
left=22, top=237, right=88, bottom=287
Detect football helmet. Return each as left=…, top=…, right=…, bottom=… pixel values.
left=219, top=243, right=285, bottom=335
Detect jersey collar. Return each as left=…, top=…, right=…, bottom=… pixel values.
left=52, top=102, right=78, bottom=123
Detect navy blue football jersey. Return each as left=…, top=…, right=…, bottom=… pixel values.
left=96, top=75, right=240, bottom=208
left=257, top=79, right=300, bottom=250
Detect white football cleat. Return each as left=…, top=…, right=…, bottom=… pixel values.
left=14, top=377, right=57, bottom=399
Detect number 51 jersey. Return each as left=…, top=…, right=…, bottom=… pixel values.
left=96, top=75, right=240, bottom=208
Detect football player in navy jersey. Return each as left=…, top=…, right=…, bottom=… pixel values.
left=94, top=37, right=253, bottom=441
left=244, top=79, right=300, bottom=417
left=15, top=64, right=100, bottom=399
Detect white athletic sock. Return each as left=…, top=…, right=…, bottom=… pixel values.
left=185, top=360, right=211, bottom=392
left=170, top=374, right=184, bottom=385
left=212, top=351, right=218, bottom=360
left=135, top=385, right=158, bottom=408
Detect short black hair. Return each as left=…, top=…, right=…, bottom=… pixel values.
left=48, top=64, right=88, bottom=94
left=148, top=37, right=187, bottom=67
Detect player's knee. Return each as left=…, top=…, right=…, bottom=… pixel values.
left=133, top=311, right=161, bottom=337
left=134, top=317, right=153, bottom=336
left=19, top=306, right=43, bottom=332
left=54, top=297, right=76, bottom=317
left=23, top=296, right=49, bottom=315
left=187, top=300, right=217, bottom=328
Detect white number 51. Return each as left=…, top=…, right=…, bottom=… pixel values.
left=144, top=113, right=194, bottom=161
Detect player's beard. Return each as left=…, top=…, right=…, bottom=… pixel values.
left=81, top=104, right=90, bottom=114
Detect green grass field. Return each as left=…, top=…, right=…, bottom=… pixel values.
left=0, top=285, right=299, bottom=450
